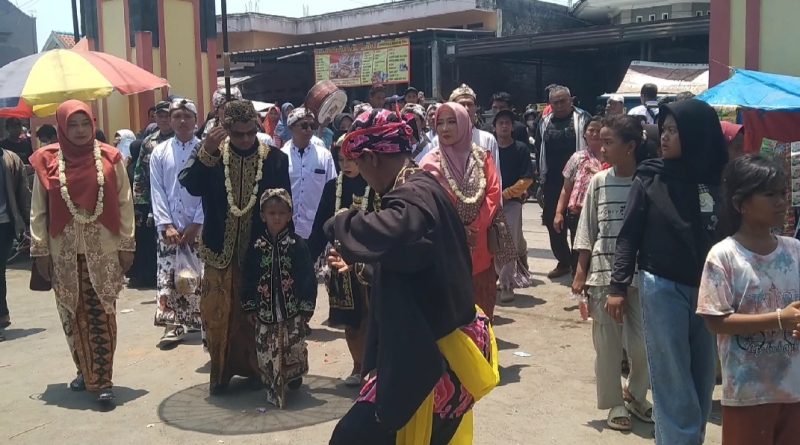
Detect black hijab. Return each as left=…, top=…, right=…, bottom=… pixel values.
left=636, top=99, right=728, bottom=271
left=638, top=99, right=728, bottom=184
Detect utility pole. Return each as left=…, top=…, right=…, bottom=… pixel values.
left=71, top=0, right=80, bottom=43
left=221, top=0, right=231, bottom=99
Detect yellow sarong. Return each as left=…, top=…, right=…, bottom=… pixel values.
left=396, top=307, right=500, bottom=445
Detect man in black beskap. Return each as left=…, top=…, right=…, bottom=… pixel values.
left=484, top=92, right=529, bottom=146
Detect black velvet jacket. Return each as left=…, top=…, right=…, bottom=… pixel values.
left=241, top=229, right=317, bottom=324
left=325, top=169, right=476, bottom=431
left=179, top=140, right=290, bottom=269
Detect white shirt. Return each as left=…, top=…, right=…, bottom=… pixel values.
left=281, top=140, right=337, bottom=238
left=429, top=127, right=503, bottom=186
left=312, top=135, right=328, bottom=150
left=150, top=136, right=204, bottom=232
left=256, top=132, right=274, bottom=147
left=628, top=101, right=660, bottom=125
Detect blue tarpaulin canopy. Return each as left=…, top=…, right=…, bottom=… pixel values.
left=697, top=69, right=800, bottom=112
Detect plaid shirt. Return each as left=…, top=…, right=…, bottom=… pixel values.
left=562, top=150, right=602, bottom=213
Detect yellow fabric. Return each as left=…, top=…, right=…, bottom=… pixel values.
left=449, top=410, right=474, bottom=444
left=502, top=178, right=533, bottom=200
left=23, top=50, right=113, bottom=105
left=396, top=307, right=499, bottom=445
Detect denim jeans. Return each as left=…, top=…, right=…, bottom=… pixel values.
left=639, top=271, right=716, bottom=445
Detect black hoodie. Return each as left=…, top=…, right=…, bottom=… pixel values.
left=609, top=99, right=728, bottom=296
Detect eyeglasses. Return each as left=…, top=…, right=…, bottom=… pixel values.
left=230, top=129, right=259, bottom=138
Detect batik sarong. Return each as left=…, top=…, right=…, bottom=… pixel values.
left=255, top=315, right=310, bottom=408
left=154, top=239, right=202, bottom=329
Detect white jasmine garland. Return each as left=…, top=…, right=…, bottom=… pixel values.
left=58, top=141, right=105, bottom=224
left=222, top=139, right=268, bottom=217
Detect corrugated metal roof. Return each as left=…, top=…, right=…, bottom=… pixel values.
left=231, top=28, right=493, bottom=61
left=453, top=16, right=709, bottom=57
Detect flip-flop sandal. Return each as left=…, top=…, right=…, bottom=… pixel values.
left=607, top=405, right=632, bottom=431
left=626, top=399, right=654, bottom=424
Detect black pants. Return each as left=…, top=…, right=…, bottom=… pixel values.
left=541, top=183, right=573, bottom=268
left=329, top=402, right=462, bottom=445
left=0, top=223, right=15, bottom=318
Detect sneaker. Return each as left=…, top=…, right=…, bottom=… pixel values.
left=498, top=288, right=514, bottom=304
left=344, top=373, right=362, bottom=387
left=546, top=265, right=571, bottom=279
left=158, top=326, right=186, bottom=349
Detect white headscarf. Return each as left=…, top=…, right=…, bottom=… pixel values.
left=115, top=129, right=136, bottom=159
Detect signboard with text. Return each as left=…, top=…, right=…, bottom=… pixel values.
left=314, top=38, right=410, bottom=87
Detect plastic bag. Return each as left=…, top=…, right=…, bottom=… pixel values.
left=174, top=245, right=202, bottom=295
left=569, top=292, right=590, bottom=321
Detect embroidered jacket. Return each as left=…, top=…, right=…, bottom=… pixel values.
left=241, top=229, right=317, bottom=324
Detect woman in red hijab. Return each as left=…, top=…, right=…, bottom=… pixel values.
left=29, top=100, right=135, bottom=404
left=419, top=102, right=502, bottom=319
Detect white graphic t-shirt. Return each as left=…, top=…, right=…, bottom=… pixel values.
left=698, top=236, right=800, bottom=407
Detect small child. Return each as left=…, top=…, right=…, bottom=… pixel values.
left=572, top=115, right=652, bottom=431
left=242, top=188, right=317, bottom=408
left=698, top=155, right=800, bottom=445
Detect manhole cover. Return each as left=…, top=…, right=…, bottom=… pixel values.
left=158, top=375, right=356, bottom=435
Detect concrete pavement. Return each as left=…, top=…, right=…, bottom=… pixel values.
left=0, top=205, right=722, bottom=444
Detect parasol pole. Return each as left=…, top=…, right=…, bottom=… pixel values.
left=221, top=0, right=231, bottom=100
left=71, top=0, right=80, bottom=43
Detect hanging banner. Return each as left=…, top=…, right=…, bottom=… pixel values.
left=314, top=38, right=410, bottom=87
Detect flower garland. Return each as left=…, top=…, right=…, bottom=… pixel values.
left=335, top=173, right=371, bottom=211
left=58, top=141, right=105, bottom=225
left=439, top=146, right=486, bottom=204
left=222, top=140, right=268, bottom=217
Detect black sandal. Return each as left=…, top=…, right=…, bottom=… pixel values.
left=69, top=375, right=86, bottom=392
left=288, top=378, right=303, bottom=390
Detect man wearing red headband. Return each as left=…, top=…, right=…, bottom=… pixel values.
left=326, top=109, right=498, bottom=444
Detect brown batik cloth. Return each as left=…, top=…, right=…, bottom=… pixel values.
left=56, top=255, right=117, bottom=392
left=201, top=263, right=261, bottom=387
left=472, top=266, right=498, bottom=320
left=255, top=315, right=310, bottom=408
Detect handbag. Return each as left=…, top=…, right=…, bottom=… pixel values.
left=30, top=259, right=52, bottom=292
left=487, top=211, right=516, bottom=266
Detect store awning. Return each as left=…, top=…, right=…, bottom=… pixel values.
left=697, top=69, right=800, bottom=112
left=609, top=60, right=708, bottom=96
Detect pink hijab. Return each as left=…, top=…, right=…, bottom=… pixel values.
left=421, top=102, right=473, bottom=184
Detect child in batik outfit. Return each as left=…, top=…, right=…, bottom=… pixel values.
left=698, top=155, right=800, bottom=445
left=242, top=188, right=317, bottom=408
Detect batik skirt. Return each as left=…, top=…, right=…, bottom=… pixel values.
left=497, top=200, right=533, bottom=290
left=56, top=255, right=117, bottom=392
left=255, top=315, right=310, bottom=408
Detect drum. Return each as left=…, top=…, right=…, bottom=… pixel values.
left=305, top=80, right=347, bottom=125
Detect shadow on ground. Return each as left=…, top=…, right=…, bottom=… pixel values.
left=499, top=294, right=546, bottom=309
left=495, top=338, right=520, bottom=351
left=498, top=364, right=528, bottom=386
left=308, top=327, right=345, bottom=343
left=585, top=418, right=655, bottom=440
left=492, top=315, right=514, bottom=326
left=36, top=384, right=148, bottom=412
left=157, top=375, right=357, bottom=435
left=2, top=327, right=45, bottom=341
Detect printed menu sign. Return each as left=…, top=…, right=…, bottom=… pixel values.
left=314, top=38, right=410, bottom=87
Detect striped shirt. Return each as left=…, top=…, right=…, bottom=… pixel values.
left=573, top=168, right=635, bottom=287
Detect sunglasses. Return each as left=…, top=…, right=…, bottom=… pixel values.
left=297, top=122, right=315, bottom=130
left=230, top=129, right=258, bottom=138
